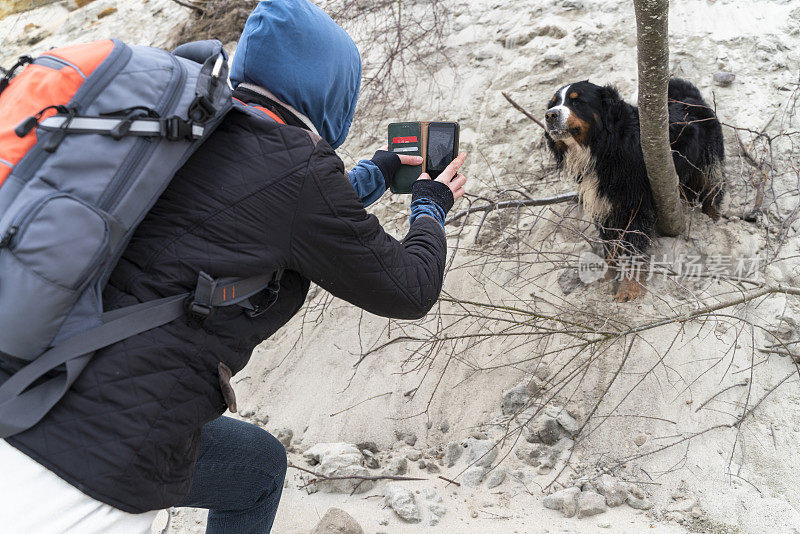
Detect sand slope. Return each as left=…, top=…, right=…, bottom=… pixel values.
left=2, top=0, right=799, bottom=533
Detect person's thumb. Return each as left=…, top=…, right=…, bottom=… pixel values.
left=417, top=172, right=431, bottom=180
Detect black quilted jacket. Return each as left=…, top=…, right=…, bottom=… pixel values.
left=6, top=92, right=446, bottom=513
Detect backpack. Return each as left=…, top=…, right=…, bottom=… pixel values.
left=0, top=39, right=283, bottom=438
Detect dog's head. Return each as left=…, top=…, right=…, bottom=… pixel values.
left=544, top=81, right=622, bottom=153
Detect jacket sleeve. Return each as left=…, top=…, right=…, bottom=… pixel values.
left=347, top=160, right=386, bottom=207
left=288, top=143, right=446, bottom=320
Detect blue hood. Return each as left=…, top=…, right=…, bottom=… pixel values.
left=230, top=0, right=362, bottom=149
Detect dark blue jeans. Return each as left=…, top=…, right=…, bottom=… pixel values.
left=178, top=416, right=287, bottom=534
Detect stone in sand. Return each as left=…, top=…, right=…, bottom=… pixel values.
left=545, top=405, right=581, bottom=435
left=713, top=71, right=736, bottom=87
left=303, top=443, right=375, bottom=494
left=486, top=468, right=507, bottom=489
left=542, top=486, right=580, bottom=518
left=423, top=488, right=443, bottom=502
left=383, top=484, right=422, bottom=523
left=515, top=444, right=548, bottom=467
left=404, top=448, right=422, bottom=462
left=383, top=457, right=407, bottom=476
left=577, top=491, right=608, bottom=518
left=394, top=430, right=417, bottom=446
left=310, top=508, right=364, bottom=534
left=501, top=384, right=530, bottom=415
left=627, top=486, right=653, bottom=510
left=428, top=503, right=447, bottom=526
left=424, top=462, right=440, bottom=473
left=526, top=416, right=564, bottom=445
left=361, top=449, right=379, bottom=469
left=276, top=428, right=293, bottom=448
left=463, top=437, right=498, bottom=467
left=461, top=466, right=489, bottom=487
left=444, top=441, right=464, bottom=467
left=356, top=441, right=379, bottom=454
left=596, top=474, right=628, bottom=507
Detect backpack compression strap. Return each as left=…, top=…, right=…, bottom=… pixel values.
left=0, top=270, right=282, bottom=438
left=37, top=114, right=206, bottom=142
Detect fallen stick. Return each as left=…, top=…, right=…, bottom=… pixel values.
left=445, top=192, right=578, bottom=225
left=289, top=463, right=426, bottom=483
left=694, top=381, right=749, bottom=413
left=329, top=391, right=392, bottom=417
left=169, top=0, right=205, bottom=15
left=437, top=475, right=461, bottom=487
left=501, top=91, right=547, bottom=130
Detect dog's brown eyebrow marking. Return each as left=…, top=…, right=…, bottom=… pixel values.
left=570, top=91, right=579, bottom=99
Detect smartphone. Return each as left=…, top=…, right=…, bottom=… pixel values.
left=425, top=122, right=459, bottom=179
left=387, top=121, right=460, bottom=194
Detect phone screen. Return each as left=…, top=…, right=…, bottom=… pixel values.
left=426, top=122, right=457, bottom=178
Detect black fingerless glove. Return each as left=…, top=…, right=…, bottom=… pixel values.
left=411, top=179, right=455, bottom=214
left=370, top=150, right=401, bottom=188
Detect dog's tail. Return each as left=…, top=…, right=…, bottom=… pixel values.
left=669, top=78, right=718, bottom=121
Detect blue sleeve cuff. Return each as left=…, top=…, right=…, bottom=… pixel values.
left=348, top=160, right=387, bottom=207
left=410, top=198, right=446, bottom=231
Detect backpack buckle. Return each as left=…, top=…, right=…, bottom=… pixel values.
left=164, top=116, right=193, bottom=141
left=243, top=278, right=281, bottom=319
left=187, top=271, right=217, bottom=326
left=186, top=300, right=214, bottom=324
left=42, top=106, right=76, bottom=153
left=188, top=95, right=215, bottom=123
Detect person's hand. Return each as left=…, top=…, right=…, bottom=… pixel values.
left=417, top=152, right=467, bottom=200
left=379, top=145, right=422, bottom=167
left=399, top=154, right=423, bottom=166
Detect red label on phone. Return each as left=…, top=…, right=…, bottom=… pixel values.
left=392, top=136, right=418, bottom=144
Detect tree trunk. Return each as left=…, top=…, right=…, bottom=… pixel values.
left=633, top=0, right=685, bottom=236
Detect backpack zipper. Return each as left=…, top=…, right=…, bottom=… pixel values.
left=2, top=41, right=131, bottom=206
left=0, top=193, right=110, bottom=289
left=98, top=52, right=187, bottom=211
left=0, top=226, right=16, bottom=248
left=0, top=55, right=33, bottom=95
left=0, top=193, right=61, bottom=249
left=34, top=55, right=87, bottom=79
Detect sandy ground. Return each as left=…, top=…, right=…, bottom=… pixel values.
left=3, top=0, right=800, bottom=533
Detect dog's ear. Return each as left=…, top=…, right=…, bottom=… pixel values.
left=599, top=84, right=620, bottom=103
left=598, top=85, right=623, bottom=133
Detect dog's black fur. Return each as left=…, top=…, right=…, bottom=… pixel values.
left=544, top=78, right=725, bottom=259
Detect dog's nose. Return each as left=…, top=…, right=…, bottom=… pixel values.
left=545, top=109, right=559, bottom=123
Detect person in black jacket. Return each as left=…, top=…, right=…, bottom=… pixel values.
left=2, top=1, right=467, bottom=532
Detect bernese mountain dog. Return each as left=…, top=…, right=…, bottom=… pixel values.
left=544, top=78, right=725, bottom=301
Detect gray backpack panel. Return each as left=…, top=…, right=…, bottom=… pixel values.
left=0, top=39, right=279, bottom=437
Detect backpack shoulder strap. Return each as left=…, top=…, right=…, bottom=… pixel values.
left=232, top=97, right=286, bottom=125
left=0, top=293, right=186, bottom=437
left=0, top=269, right=282, bottom=438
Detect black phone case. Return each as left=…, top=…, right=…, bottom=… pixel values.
left=388, top=122, right=423, bottom=194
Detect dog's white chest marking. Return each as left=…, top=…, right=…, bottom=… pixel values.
left=562, top=142, right=612, bottom=223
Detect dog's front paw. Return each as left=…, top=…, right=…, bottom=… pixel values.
left=613, top=278, right=646, bottom=302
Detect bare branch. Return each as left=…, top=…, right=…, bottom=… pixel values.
left=501, top=91, right=547, bottom=130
